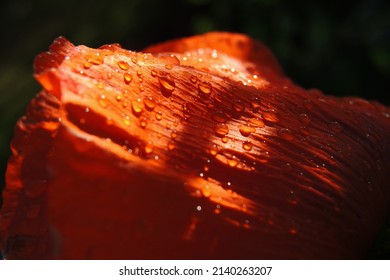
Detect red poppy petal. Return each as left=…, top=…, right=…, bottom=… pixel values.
left=1, top=32, right=390, bottom=259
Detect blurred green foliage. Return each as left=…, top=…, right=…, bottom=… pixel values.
left=0, top=0, right=389, bottom=259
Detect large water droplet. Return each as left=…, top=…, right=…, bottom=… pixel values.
left=139, top=117, right=148, bottom=128
left=132, top=100, right=143, bottom=116
left=239, top=125, right=256, bottom=137
left=143, top=97, right=156, bottom=111
left=155, top=53, right=180, bottom=66
left=89, top=53, right=104, bottom=65
left=227, top=156, right=238, bottom=167
left=242, top=141, right=253, bottom=151
left=190, top=75, right=198, bottom=84
left=154, top=111, right=162, bottom=121
left=158, top=75, right=176, bottom=97
left=83, top=61, right=92, bottom=69
left=198, top=81, right=212, bottom=96
left=123, top=72, right=132, bottom=84
left=248, top=118, right=264, bottom=128
left=118, top=60, right=129, bottom=70
left=151, top=69, right=158, bottom=77
left=214, top=123, right=229, bottom=137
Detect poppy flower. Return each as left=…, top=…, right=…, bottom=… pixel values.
left=0, top=32, right=389, bottom=259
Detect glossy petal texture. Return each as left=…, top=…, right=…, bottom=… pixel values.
left=1, top=32, right=390, bottom=259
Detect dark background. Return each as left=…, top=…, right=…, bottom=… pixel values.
left=0, top=0, right=389, bottom=258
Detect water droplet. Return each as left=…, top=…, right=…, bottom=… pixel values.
left=123, top=116, right=131, bottom=126
left=299, top=113, right=311, bottom=125
left=107, top=73, right=113, bottom=79
left=279, top=128, right=295, bottom=141
left=88, top=54, right=104, bottom=65
left=233, top=100, right=245, bottom=112
left=214, top=205, right=221, bottom=214
left=155, top=111, right=162, bottom=121
left=122, top=101, right=129, bottom=108
left=123, top=72, right=132, bottom=84
left=190, top=75, right=198, bottom=84
left=151, top=69, right=158, bottom=77
left=227, top=157, right=238, bottom=167
left=118, top=60, right=129, bottom=70
left=262, top=109, right=279, bottom=123
left=27, top=204, right=41, bottom=219
left=139, top=117, right=147, bottom=128
left=144, top=144, right=153, bottom=154
left=201, top=185, right=211, bottom=197
left=131, top=100, right=143, bottom=116
left=221, top=137, right=229, bottom=143
left=329, top=121, right=343, bottom=133
left=106, top=117, right=114, bottom=125
left=287, top=190, right=299, bottom=205
left=116, top=94, right=122, bottom=102
left=211, top=111, right=227, bottom=123
left=83, top=61, right=92, bottom=69
left=303, top=99, right=313, bottom=110
left=165, top=63, right=173, bottom=70
left=248, top=118, right=264, bottom=128
left=214, top=123, right=229, bottom=137
left=167, top=141, right=175, bottom=151
left=131, top=57, right=138, bottom=64
left=158, top=75, right=176, bottom=96
left=98, top=95, right=107, bottom=108
left=143, top=97, right=156, bottom=111
left=209, top=144, right=218, bottom=155
left=198, top=81, right=212, bottom=96
left=242, top=141, right=253, bottom=151
left=243, top=219, right=250, bottom=229
left=239, top=125, right=256, bottom=137
left=155, top=53, right=180, bottom=66
left=258, top=151, right=270, bottom=163
left=196, top=205, right=202, bottom=211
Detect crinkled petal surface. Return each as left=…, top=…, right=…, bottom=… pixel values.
left=1, top=32, right=390, bottom=259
